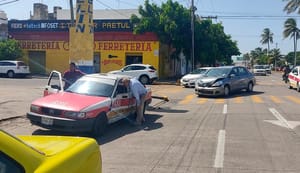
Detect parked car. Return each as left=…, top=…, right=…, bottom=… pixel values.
left=180, top=67, right=212, bottom=87
left=0, top=60, right=30, bottom=78
left=288, top=66, right=300, bottom=91
left=27, top=71, right=152, bottom=137
left=195, top=66, right=256, bottom=97
left=253, top=65, right=267, bottom=76
left=0, top=129, right=102, bottom=173
left=108, top=64, right=158, bottom=84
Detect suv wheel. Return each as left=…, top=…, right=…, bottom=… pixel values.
left=139, top=75, right=149, bottom=85
left=7, top=70, right=15, bottom=78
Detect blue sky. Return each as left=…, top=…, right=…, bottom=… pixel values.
left=2, top=0, right=300, bottom=55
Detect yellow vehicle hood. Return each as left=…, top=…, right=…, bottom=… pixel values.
left=18, top=135, right=92, bottom=156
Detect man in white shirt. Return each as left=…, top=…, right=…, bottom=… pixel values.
left=122, top=77, right=147, bottom=125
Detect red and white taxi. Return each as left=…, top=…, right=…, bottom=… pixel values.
left=288, top=66, right=300, bottom=91
left=27, top=71, right=152, bottom=136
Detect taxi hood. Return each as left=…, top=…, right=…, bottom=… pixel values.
left=31, top=92, right=109, bottom=112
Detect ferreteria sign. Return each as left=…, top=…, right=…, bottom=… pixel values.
left=95, top=42, right=152, bottom=51
left=19, top=41, right=154, bottom=52
left=8, top=19, right=133, bottom=32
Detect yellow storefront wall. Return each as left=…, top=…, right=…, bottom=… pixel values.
left=19, top=40, right=159, bottom=75
left=96, top=41, right=159, bottom=73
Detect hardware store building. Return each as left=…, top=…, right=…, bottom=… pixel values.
left=8, top=9, right=162, bottom=76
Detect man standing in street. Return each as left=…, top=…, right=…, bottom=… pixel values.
left=122, top=77, right=147, bottom=125
left=63, top=62, right=85, bottom=90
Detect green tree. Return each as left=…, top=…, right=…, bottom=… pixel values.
left=269, top=48, right=282, bottom=70
left=283, top=18, right=300, bottom=66
left=195, top=19, right=239, bottom=66
left=0, top=39, right=23, bottom=60
left=285, top=51, right=300, bottom=65
left=131, top=0, right=191, bottom=60
left=131, top=0, right=239, bottom=69
left=283, top=0, right=300, bottom=14
left=260, top=28, right=273, bottom=56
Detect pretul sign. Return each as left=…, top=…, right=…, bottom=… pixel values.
left=8, top=19, right=133, bottom=32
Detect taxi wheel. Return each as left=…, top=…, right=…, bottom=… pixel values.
left=224, top=85, right=230, bottom=97
left=288, top=81, right=292, bottom=89
left=92, top=113, right=107, bottom=137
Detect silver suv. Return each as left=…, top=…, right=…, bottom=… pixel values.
left=0, top=60, right=30, bottom=78
left=108, top=64, right=158, bottom=84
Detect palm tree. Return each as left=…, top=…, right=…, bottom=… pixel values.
left=260, top=28, right=273, bottom=56
left=283, top=18, right=300, bottom=66
left=270, top=48, right=282, bottom=71
left=283, top=0, right=300, bottom=14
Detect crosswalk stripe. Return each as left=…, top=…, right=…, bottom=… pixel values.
left=179, top=94, right=194, bottom=104
left=197, top=98, right=208, bottom=104
left=285, top=96, right=300, bottom=104
left=215, top=98, right=225, bottom=104
left=233, top=96, right=244, bottom=103
left=176, top=95, right=300, bottom=105
left=269, top=96, right=283, bottom=103
left=251, top=95, right=264, bottom=103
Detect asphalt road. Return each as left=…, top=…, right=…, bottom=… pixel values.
left=1, top=72, right=300, bottom=173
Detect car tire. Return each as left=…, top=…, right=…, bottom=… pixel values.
left=7, top=70, right=14, bottom=78
left=224, top=85, right=230, bottom=97
left=297, top=83, right=300, bottom=92
left=139, top=75, right=150, bottom=85
left=247, top=82, right=254, bottom=92
left=288, top=81, right=292, bottom=89
left=92, top=113, right=107, bottom=137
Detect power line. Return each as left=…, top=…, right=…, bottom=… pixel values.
left=217, top=15, right=300, bottom=20
left=94, top=0, right=129, bottom=18
left=0, top=0, right=19, bottom=6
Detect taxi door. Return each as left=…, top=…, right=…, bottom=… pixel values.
left=43, top=70, right=64, bottom=96
left=289, top=67, right=300, bottom=88
left=109, top=80, right=132, bottom=123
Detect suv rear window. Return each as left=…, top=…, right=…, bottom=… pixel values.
left=149, top=66, right=156, bottom=70
left=17, top=62, right=27, bottom=66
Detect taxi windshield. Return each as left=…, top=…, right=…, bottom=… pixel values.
left=66, top=77, right=115, bottom=97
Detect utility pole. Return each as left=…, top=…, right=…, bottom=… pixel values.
left=70, top=0, right=75, bottom=26
left=275, top=43, right=278, bottom=71
left=191, top=0, right=196, bottom=71
left=294, top=32, right=297, bottom=66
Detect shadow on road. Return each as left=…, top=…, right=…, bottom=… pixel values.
left=32, top=113, right=163, bottom=145
left=147, top=106, right=189, bottom=113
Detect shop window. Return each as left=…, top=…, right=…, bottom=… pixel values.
left=126, top=54, right=142, bottom=65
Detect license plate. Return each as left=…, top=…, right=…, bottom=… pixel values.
left=41, top=117, right=53, bottom=125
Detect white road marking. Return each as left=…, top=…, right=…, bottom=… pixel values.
left=223, top=104, right=227, bottom=114
left=267, top=108, right=300, bottom=130
left=214, top=130, right=226, bottom=168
